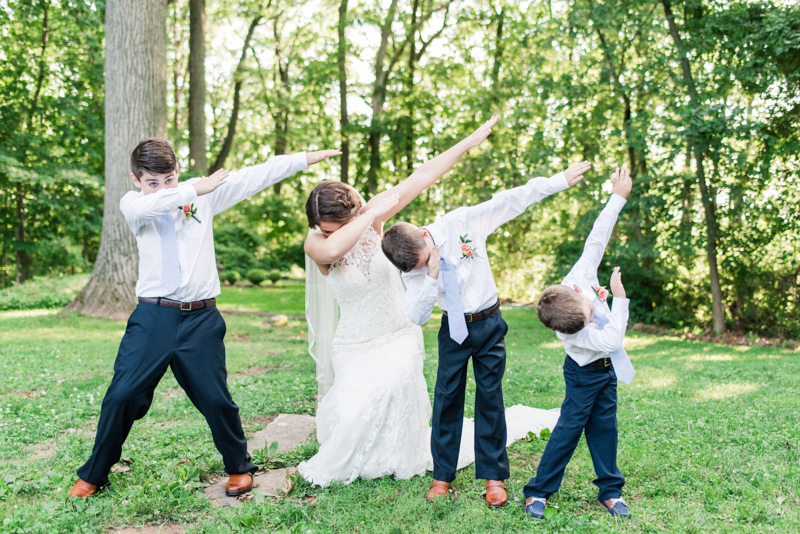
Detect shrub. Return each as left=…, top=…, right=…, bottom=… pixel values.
left=246, top=269, right=268, bottom=286
left=0, top=274, right=89, bottom=311
left=267, top=271, right=282, bottom=285
left=221, top=271, right=241, bottom=285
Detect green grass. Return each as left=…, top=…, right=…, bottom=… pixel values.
left=0, top=274, right=89, bottom=311
left=1, top=287, right=799, bottom=533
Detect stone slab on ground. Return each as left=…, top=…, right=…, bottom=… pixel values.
left=247, top=413, right=316, bottom=454
left=203, top=467, right=297, bottom=508
left=109, top=525, right=184, bottom=534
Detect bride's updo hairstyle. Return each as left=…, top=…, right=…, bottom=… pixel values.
left=305, top=181, right=363, bottom=228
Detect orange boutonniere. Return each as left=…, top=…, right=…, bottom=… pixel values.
left=179, top=203, right=201, bottom=223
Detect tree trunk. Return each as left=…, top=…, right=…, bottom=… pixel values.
left=338, top=0, right=350, bottom=183
left=188, top=0, right=207, bottom=173
left=210, top=16, right=260, bottom=174
left=66, top=0, right=168, bottom=319
left=662, top=0, right=725, bottom=334
left=491, top=7, right=504, bottom=87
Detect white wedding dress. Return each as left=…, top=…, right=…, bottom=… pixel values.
left=298, top=226, right=560, bottom=487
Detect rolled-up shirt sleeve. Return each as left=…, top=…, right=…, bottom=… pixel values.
left=403, top=270, right=439, bottom=325
left=206, top=152, right=308, bottom=215
left=120, top=184, right=198, bottom=235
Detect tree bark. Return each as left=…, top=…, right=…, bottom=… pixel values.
left=662, top=0, right=725, bottom=334
left=188, top=0, right=207, bottom=173
left=338, top=0, right=350, bottom=183
left=66, top=0, right=168, bottom=319
left=209, top=16, right=260, bottom=174
left=272, top=16, right=290, bottom=194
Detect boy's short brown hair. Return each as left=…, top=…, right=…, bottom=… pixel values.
left=536, top=285, right=586, bottom=334
left=130, top=138, right=178, bottom=179
left=382, top=222, right=426, bottom=272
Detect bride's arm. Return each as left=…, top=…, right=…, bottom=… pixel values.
left=304, top=194, right=399, bottom=265
left=364, top=116, right=498, bottom=224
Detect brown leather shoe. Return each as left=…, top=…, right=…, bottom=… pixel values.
left=485, top=480, right=508, bottom=508
left=225, top=473, right=254, bottom=496
left=426, top=480, right=451, bottom=503
left=68, top=479, right=97, bottom=498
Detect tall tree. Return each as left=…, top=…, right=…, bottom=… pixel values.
left=188, top=0, right=207, bottom=173
left=337, top=0, right=350, bottom=183
left=210, top=14, right=261, bottom=174
left=67, top=0, right=168, bottom=319
left=661, top=0, right=725, bottom=334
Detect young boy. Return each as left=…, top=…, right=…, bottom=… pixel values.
left=381, top=160, right=590, bottom=507
left=522, top=166, right=634, bottom=519
left=68, top=138, right=339, bottom=498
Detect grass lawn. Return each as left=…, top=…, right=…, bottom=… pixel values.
left=1, top=286, right=799, bottom=533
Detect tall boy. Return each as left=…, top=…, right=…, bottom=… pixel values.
left=69, top=139, right=339, bottom=498
left=522, top=166, right=634, bottom=519
left=381, top=160, right=590, bottom=507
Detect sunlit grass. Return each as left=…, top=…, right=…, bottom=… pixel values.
left=0, top=291, right=798, bottom=533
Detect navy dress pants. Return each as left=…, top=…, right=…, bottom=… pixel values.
left=77, top=301, right=257, bottom=487
left=523, top=355, right=625, bottom=502
left=431, top=309, right=510, bottom=482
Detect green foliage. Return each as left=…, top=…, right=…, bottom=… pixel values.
left=267, top=271, right=282, bottom=285
left=220, top=270, right=241, bottom=285
left=0, top=274, right=89, bottom=311
left=245, top=269, right=268, bottom=286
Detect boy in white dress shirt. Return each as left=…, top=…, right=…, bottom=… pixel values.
left=69, top=138, right=339, bottom=498
left=381, top=160, right=590, bottom=507
left=522, top=166, right=634, bottom=520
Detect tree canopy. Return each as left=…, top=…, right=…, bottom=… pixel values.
left=1, top=0, right=799, bottom=336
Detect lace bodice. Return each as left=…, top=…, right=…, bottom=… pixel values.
left=325, top=226, right=412, bottom=344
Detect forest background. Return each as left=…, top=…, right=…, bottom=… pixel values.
left=1, top=0, right=799, bottom=337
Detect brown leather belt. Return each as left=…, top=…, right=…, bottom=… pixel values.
left=138, top=297, right=216, bottom=311
left=588, top=357, right=612, bottom=367
left=443, top=301, right=500, bottom=323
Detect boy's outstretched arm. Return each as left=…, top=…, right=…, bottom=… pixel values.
left=206, top=150, right=341, bottom=215
left=465, top=160, right=590, bottom=236
left=364, top=116, right=499, bottom=225
left=564, top=166, right=632, bottom=287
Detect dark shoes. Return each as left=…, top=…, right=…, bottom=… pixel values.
left=600, top=497, right=631, bottom=518
left=68, top=479, right=98, bottom=498
left=485, top=480, right=508, bottom=508
left=525, top=496, right=547, bottom=519
left=225, top=473, right=254, bottom=497
left=426, top=480, right=451, bottom=503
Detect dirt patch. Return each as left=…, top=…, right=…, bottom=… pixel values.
left=629, top=323, right=800, bottom=350
left=244, top=414, right=278, bottom=432
left=219, top=309, right=306, bottom=321
left=109, top=524, right=185, bottom=534
left=227, top=366, right=288, bottom=381
left=228, top=330, right=251, bottom=342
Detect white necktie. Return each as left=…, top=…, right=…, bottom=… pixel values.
left=441, top=257, right=468, bottom=344
left=593, top=310, right=634, bottom=384
left=160, top=213, right=181, bottom=294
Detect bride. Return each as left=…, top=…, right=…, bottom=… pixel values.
left=298, top=117, right=558, bottom=487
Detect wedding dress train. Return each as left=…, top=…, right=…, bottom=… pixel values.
left=298, top=227, right=559, bottom=487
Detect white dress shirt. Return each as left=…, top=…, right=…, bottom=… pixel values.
left=558, top=194, right=630, bottom=366
left=120, top=153, right=308, bottom=301
left=403, top=173, right=569, bottom=325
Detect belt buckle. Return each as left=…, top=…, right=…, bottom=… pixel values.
left=465, top=313, right=473, bottom=323
left=180, top=301, right=192, bottom=311
left=604, top=358, right=611, bottom=367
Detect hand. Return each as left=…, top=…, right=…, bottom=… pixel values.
left=367, top=193, right=399, bottom=218
left=193, top=169, right=229, bottom=196
left=563, top=161, right=591, bottom=186
left=463, top=116, right=499, bottom=149
left=611, top=165, right=632, bottom=198
left=306, top=150, right=343, bottom=166
left=609, top=266, right=626, bottom=299
left=427, top=246, right=441, bottom=279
